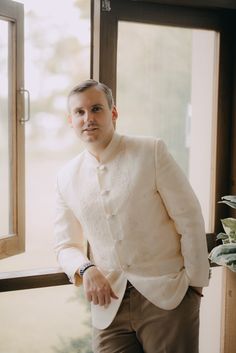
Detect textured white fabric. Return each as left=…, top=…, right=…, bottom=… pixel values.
left=54, top=132, right=209, bottom=329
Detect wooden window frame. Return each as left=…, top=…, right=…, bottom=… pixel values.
left=0, top=0, right=25, bottom=259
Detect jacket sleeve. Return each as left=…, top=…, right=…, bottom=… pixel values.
left=54, top=176, right=89, bottom=285
left=155, top=139, right=210, bottom=287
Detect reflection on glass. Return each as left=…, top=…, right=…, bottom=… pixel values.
left=117, top=22, right=219, bottom=232
left=0, top=20, right=10, bottom=237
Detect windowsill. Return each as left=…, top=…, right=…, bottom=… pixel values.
left=0, top=267, right=70, bottom=292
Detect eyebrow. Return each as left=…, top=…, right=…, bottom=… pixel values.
left=74, top=103, right=104, bottom=111
left=91, top=103, right=104, bottom=108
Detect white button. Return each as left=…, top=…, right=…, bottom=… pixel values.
left=106, top=213, right=115, bottom=220
left=98, top=164, right=106, bottom=171
left=122, top=264, right=130, bottom=270
left=101, top=190, right=109, bottom=196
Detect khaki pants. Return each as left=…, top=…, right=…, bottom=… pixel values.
left=93, top=285, right=201, bottom=353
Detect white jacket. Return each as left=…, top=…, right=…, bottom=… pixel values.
left=54, top=132, right=209, bottom=329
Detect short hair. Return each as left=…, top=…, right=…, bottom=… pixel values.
left=67, top=79, right=114, bottom=111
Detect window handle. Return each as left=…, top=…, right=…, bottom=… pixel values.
left=19, top=88, right=30, bottom=124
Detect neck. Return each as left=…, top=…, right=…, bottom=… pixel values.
left=86, top=133, right=114, bottom=161
left=87, top=146, right=103, bottom=162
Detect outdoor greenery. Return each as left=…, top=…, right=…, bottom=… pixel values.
left=53, top=335, right=92, bottom=353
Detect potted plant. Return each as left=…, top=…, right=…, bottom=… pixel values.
left=209, top=195, right=236, bottom=271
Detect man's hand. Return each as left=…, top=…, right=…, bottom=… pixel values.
left=81, top=266, right=118, bottom=307
left=190, top=286, right=203, bottom=297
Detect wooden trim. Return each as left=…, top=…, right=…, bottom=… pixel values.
left=0, top=268, right=70, bottom=293
left=206, top=233, right=218, bottom=253
left=221, top=268, right=236, bottom=353
left=0, top=0, right=25, bottom=259
left=91, top=0, right=101, bottom=81
left=8, top=17, right=16, bottom=236
left=131, top=0, right=236, bottom=10
left=229, top=16, right=236, bottom=203
left=220, top=16, right=236, bottom=353
left=113, top=0, right=223, bottom=30
left=16, top=1, right=25, bottom=255
left=0, top=0, right=22, bottom=19
left=90, top=0, right=94, bottom=78
left=99, top=12, right=118, bottom=99
left=214, top=14, right=235, bottom=234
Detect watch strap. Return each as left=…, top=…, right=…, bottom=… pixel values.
left=79, top=262, right=95, bottom=277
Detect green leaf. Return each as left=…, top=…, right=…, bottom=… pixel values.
left=221, top=218, right=236, bottom=235
left=219, top=195, right=236, bottom=209
left=216, top=232, right=230, bottom=244
left=209, top=244, right=236, bottom=272
left=217, top=232, right=228, bottom=240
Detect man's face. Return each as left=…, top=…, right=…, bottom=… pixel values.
left=68, top=87, right=118, bottom=149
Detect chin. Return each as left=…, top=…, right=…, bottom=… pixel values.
left=84, top=136, right=98, bottom=143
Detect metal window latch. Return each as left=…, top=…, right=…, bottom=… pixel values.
left=18, top=88, right=30, bottom=124
left=102, top=0, right=111, bottom=12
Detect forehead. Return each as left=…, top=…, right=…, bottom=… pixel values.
left=69, top=87, right=108, bottom=110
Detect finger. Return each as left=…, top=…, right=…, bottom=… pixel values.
left=104, top=293, right=111, bottom=308
left=92, top=294, right=99, bottom=305
left=97, top=292, right=105, bottom=306
left=86, top=293, right=93, bottom=302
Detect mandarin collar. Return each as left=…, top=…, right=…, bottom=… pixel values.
left=85, top=132, right=122, bottom=165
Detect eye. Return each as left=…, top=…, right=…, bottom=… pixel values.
left=74, top=109, right=84, bottom=116
left=91, top=105, right=102, bottom=113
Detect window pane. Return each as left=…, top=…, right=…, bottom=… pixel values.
left=0, top=20, right=12, bottom=238
left=117, top=22, right=219, bottom=233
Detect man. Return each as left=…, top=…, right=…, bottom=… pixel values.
left=54, top=79, right=210, bottom=353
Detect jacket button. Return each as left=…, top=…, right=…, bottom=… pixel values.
left=122, top=264, right=130, bottom=270
left=101, top=190, right=109, bottom=196
left=98, top=164, right=106, bottom=171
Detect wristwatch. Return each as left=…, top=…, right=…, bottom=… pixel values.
left=79, top=261, right=95, bottom=277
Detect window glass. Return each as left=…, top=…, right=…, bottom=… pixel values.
left=0, top=20, right=11, bottom=237
left=117, top=22, right=219, bottom=233
left=0, top=285, right=92, bottom=353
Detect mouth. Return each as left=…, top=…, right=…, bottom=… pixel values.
left=82, top=126, right=99, bottom=133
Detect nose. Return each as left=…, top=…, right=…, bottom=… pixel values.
left=84, top=111, right=94, bottom=123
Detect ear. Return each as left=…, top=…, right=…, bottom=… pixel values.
left=111, top=106, right=118, bottom=122
left=67, top=115, right=72, bottom=125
